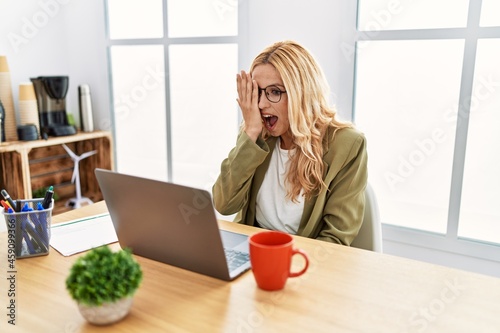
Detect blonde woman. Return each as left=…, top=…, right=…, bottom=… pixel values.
left=213, top=41, right=367, bottom=245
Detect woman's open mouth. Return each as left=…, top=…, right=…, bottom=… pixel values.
left=262, top=114, right=278, bottom=130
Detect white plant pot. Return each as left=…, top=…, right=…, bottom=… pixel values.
left=78, top=297, right=133, bottom=325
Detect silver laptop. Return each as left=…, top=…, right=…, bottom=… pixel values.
left=94, top=168, right=250, bottom=281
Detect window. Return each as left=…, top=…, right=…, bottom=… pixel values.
left=107, top=0, right=164, bottom=39
left=109, top=45, right=168, bottom=180
left=355, top=39, right=463, bottom=234
left=458, top=38, right=500, bottom=244
left=357, top=0, right=469, bottom=30
left=105, top=0, right=239, bottom=191
left=354, top=0, right=500, bottom=257
left=168, top=44, right=237, bottom=187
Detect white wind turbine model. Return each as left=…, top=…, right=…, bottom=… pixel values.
left=62, top=143, right=97, bottom=209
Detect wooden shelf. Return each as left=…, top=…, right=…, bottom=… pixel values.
left=0, top=131, right=114, bottom=215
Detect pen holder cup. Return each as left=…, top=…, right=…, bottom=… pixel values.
left=2, top=199, right=53, bottom=258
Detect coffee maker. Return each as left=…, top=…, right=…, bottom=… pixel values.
left=31, top=76, right=76, bottom=137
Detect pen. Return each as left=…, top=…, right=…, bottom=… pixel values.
left=33, top=202, right=49, bottom=245
left=1, top=189, right=17, bottom=211
left=42, top=186, right=54, bottom=209
left=22, top=230, right=37, bottom=254
left=16, top=200, right=23, bottom=213
left=1, top=200, right=11, bottom=211
left=22, top=202, right=30, bottom=212
left=21, top=217, right=47, bottom=253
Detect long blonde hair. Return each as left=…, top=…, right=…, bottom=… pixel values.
left=250, top=41, right=351, bottom=201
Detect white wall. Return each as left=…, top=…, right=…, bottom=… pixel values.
left=0, top=0, right=111, bottom=131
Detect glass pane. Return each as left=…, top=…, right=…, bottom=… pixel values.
left=357, top=0, right=469, bottom=31
left=169, top=44, right=238, bottom=191
left=107, top=0, right=163, bottom=39
left=167, top=0, right=237, bottom=37
left=458, top=39, right=500, bottom=244
left=354, top=40, right=465, bottom=233
left=480, top=0, right=500, bottom=27
left=110, top=45, right=168, bottom=180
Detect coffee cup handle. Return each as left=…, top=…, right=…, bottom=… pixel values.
left=289, top=248, right=309, bottom=278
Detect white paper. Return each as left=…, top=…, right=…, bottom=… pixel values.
left=50, top=213, right=118, bottom=256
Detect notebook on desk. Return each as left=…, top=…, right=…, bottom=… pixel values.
left=94, top=168, right=250, bottom=281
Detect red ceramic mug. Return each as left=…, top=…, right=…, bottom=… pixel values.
left=249, top=231, right=309, bottom=291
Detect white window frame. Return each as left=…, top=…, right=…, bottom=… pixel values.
left=104, top=0, right=244, bottom=182
left=353, top=0, right=500, bottom=269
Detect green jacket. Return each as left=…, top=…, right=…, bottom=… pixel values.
left=212, top=126, right=368, bottom=245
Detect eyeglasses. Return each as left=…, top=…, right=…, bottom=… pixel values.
left=258, top=85, right=287, bottom=103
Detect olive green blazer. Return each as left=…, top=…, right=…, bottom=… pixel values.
left=212, top=126, right=368, bottom=245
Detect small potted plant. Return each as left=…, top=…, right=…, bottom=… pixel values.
left=66, top=245, right=143, bottom=325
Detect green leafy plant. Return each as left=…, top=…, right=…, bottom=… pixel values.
left=66, top=246, right=143, bottom=306
left=32, top=186, right=59, bottom=201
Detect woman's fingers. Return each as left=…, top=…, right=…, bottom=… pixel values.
left=237, top=70, right=252, bottom=103
left=236, top=70, right=245, bottom=102
left=236, top=71, right=263, bottom=139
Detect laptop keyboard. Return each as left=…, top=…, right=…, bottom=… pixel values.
left=224, top=249, right=250, bottom=271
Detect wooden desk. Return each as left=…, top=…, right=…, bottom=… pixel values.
left=1, top=201, right=499, bottom=332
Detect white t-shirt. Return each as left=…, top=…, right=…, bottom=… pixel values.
left=255, top=139, right=305, bottom=234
